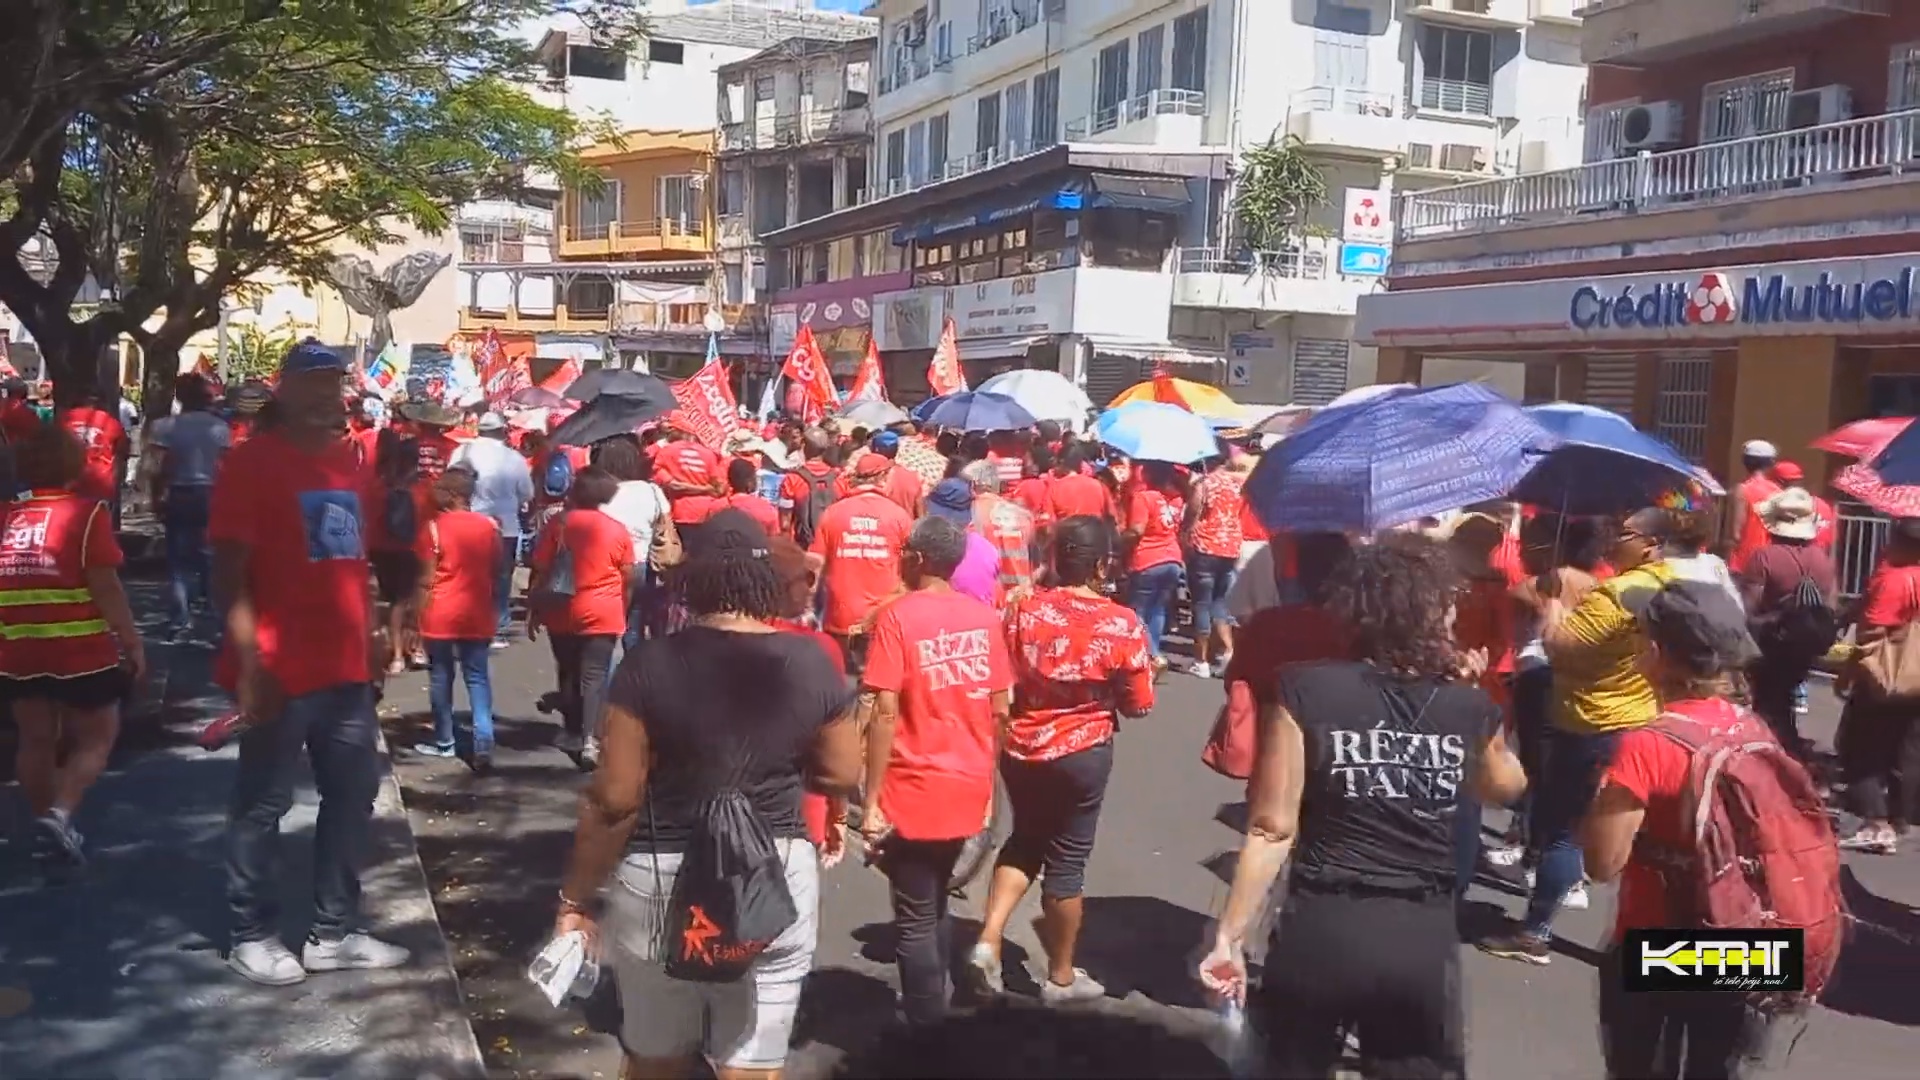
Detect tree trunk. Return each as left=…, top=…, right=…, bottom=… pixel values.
left=37, top=320, right=117, bottom=407
left=140, top=341, right=183, bottom=419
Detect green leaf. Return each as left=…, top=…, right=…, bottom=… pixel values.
left=1230, top=134, right=1331, bottom=255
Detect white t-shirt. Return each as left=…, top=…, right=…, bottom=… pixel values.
left=1666, top=551, right=1745, bottom=612
left=604, top=480, right=669, bottom=563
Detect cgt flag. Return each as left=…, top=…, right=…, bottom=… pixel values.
left=780, top=323, right=838, bottom=424
left=927, top=315, right=967, bottom=396
left=669, top=349, right=744, bottom=451
left=845, top=334, right=887, bottom=403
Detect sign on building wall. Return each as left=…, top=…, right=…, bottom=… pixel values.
left=1343, top=188, right=1392, bottom=245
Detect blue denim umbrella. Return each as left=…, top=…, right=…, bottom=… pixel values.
left=1510, top=403, right=1722, bottom=515
left=921, top=390, right=1037, bottom=432
left=909, top=393, right=952, bottom=423
left=1871, top=419, right=1920, bottom=486
left=1245, top=382, right=1560, bottom=533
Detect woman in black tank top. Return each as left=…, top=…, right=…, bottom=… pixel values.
left=1198, top=533, right=1527, bottom=1078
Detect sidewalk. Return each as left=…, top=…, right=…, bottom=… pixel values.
left=0, top=580, right=485, bottom=1078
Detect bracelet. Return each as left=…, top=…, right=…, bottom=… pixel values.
left=557, top=890, right=592, bottom=914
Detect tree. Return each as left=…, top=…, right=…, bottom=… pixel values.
left=1230, top=134, right=1331, bottom=259
left=223, top=323, right=299, bottom=382
left=0, top=1, right=644, bottom=411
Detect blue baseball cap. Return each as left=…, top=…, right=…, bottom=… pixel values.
left=872, top=430, right=901, bottom=454
left=280, top=339, right=348, bottom=377
left=926, top=478, right=973, bottom=526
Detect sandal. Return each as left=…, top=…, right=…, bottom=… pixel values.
left=1839, top=830, right=1898, bottom=855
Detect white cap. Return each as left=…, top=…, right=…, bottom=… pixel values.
left=1741, top=439, right=1778, bottom=459
left=477, top=411, right=508, bottom=433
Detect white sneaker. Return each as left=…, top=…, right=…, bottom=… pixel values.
left=34, top=810, right=86, bottom=867
left=965, top=942, right=1004, bottom=994
left=1561, top=882, right=1591, bottom=911
left=1040, top=969, right=1106, bottom=1004
left=1485, top=844, right=1525, bottom=867
left=580, top=737, right=601, bottom=770
left=1189, top=661, right=1213, bottom=679
left=302, top=932, right=410, bottom=972
left=1523, top=867, right=1537, bottom=889
left=230, top=939, right=307, bottom=986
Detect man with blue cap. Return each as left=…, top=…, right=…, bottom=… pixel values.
left=869, top=428, right=924, bottom=517
left=211, top=338, right=409, bottom=986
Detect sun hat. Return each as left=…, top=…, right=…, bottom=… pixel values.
left=1758, top=487, right=1819, bottom=541
left=477, top=412, right=509, bottom=434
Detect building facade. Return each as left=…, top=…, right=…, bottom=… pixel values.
left=759, top=0, right=1590, bottom=406
left=1355, top=0, right=1916, bottom=524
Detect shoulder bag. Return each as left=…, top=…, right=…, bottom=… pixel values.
left=1852, top=575, right=1920, bottom=702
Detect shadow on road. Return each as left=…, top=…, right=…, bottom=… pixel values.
left=1823, top=867, right=1920, bottom=1027
left=1078, top=895, right=1213, bottom=1009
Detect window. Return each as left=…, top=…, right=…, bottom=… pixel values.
left=1170, top=7, right=1208, bottom=94
left=845, top=59, right=872, bottom=108
left=801, top=69, right=816, bottom=98
left=718, top=168, right=745, bottom=216
left=1136, top=25, right=1165, bottom=96
left=1417, top=25, right=1492, bottom=115
left=755, top=75, right=775, bottom=101
left=657, top=175, right=698, bottom=228
left=567, top=45, right=626, bottom=81
left=647, top=39, right=684, bottom=65
left=977, top=91, right=1001, bottom=154
left=723, top=263, right=744, bottom=305
left=1095, top=40, right=1130, bottom=123
left=908, top=120, right=928, bottom=184
left=1032, top=68, right=1060, bottom=148
left=572, top=181, right=618, bottom=235
left=1654, top=354, right=1711, bottom=464
left=1311, top=0, right=1369, bottom=34
left=805, top=242, right=830, bottom=284
left=1004, top=80, right=1029, bottom=155
left=1894, top=43, right=1920, bottom=110
left=828, top=237, right=859, bottom=282
left=929, top=112, right=951, bottom=172
left=1313, top=28, right=1369, bottom=93
left=885, top=129, right=907, bottom=182
left=1700, top=70, right=1794, bottom=143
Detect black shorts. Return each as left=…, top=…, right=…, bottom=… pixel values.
left=371, top=550, right=422, bottom=603
left=997, top=740, right=1115, bottom=899
left=1, top=667, right=131, bottom=711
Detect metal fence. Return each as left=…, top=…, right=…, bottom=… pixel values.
left=1836, top=502, right=1889, bottom=600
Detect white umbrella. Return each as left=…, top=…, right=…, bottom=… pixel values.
left=836, top=399, right=911, bottom=429
left=977, top=369, right=1095, bottom=432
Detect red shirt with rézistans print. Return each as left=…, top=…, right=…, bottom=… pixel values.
left=862, top=588, right=1013, bottom=841
left=416, top=508, right=501, bottom=641
left=210, top=430, right=379, bottom=699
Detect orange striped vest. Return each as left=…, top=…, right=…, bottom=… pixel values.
left=0, top=491, right=119, bottom=678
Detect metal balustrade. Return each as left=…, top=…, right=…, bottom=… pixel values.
left=1064, top=89, right=1206, bottom=140
left=1175, top=247, right=1332, bottom=280
left=1290, top=86, right=1401, bottom=117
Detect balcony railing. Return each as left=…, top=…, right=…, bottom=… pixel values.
left=1415, top=78, right=1492, bottom=116
left=1176, top=247, right=1332, bottom=280
left=967, top=1, right=1042, bottom=52
left=1064, top=88, right=1206, bottom=140
left=1290, top=86, right=1401, bottom=117
left=721, top=108, right=868, bottom=152
left=1397, top=106, right=1920, bottom=243
left=564, top=217, right=708, bottom=245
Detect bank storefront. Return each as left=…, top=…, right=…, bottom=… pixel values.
left=872, top=265, right=1218, bottom=404
left=1356, top=251, right=1920, bottom=495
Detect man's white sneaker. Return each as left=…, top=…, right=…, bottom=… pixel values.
left=1040, top=969, right=1107, bottom=1004
left=302, top=932, right=410, bottom=972
left=965, top=942, right=1004, bottom=994
left=230, top=939, right=308, bottom=986
left=1190, top=661, right=1214, bottom=679
left=1484, top=844, right=1525, bottom=867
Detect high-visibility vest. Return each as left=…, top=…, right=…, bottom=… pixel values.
left=0, top=491, right=119, bottom=678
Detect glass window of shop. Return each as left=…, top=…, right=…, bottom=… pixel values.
left=908, top=211, right=1077, bottom=287
left=1084, top=209, right=1177, bottom=270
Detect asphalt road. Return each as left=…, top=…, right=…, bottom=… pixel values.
left=381, top=639, right=1920, bottom=1080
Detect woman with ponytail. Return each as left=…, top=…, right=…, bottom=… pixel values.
left=966, top=515, right=1155, bottom=1003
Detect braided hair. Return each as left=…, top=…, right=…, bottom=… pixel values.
left=678, top=509, right=783, bottom=619
left=1050, top=515, right=1115, bottom=588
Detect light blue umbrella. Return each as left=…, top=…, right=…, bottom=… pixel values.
left=1094, top=401, right=1221, bottom=463
left=1511, top=402, right=1721, bottom=515
left=922, top=390, right=1037, bottom=432
left=1245, top=382, right=1560, bottom=533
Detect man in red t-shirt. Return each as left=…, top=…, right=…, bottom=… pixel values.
left=860, top=515, right=1013, bottom=1024
left=780, top=427, right=842, bottom=546
left=651, top=431, right=726, bottom=542
left=868, top=430, right=926, bottom=518
left=807, top=453, right=913, bottom=667
left=58, top=387, right=128, bottom=507
left=211, top=340, right=407, bottom=987
left=1727, top=440, right=1782, bottom=573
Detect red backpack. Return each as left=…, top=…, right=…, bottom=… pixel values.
left=1638, top=706, right=1848, bottom=1006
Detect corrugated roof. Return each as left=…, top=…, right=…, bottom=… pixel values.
left=721, top=34, right=878, bottom=75
left=649, top=3, right=875, bottom=50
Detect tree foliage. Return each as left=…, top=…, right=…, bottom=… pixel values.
left=0, top=0, right=646, bottom=411
left=1231, top=134, right=1331, bottom=254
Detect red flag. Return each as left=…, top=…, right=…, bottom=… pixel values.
left=539, top=357, right=582, bottom=394
left=927, top=316, right=966, bottom=396
left=846, top=335, right=887, bottom=403
left=780, top=324, right=838, bottom=424
left=668, top=359, right=744, bottom=451
left=475, top=328, right=531, bottom=406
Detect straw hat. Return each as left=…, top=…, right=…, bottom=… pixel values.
left=1758, top=487, right=1819, bottom=541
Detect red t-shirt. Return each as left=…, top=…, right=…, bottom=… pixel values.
left=1048, top=473, right=1113, bottom=521
left=1002, top=589, right=1154, bottom=762
left=531, top=508, right=634, bottom=635
left=1859, top=559, right=1920, bottom=629
left=417, top=509, right=501, bottom=640
left=1453, top=575, right=1516, bottom=712
left=1226, top=603, right=1355, bottom=709
left=0, top=400, right=43, bottom=446
left=779, top=460, right=841, bottom=534
left=1600, top=698, right=1771, bottom=941
left=862, top=589, right=1014, bottom=840
left=1730, top=473, right=1783, bottom=574
left=1190, top=471, right=1247, bottom=559
left=1127, top=488, right=1186, bottom=572
left=654, top=440, right=726, bottom=524
left=809, top=491, right=913, bottom=635
left=1010, top=475, right=1053, bottom=526
left=722, top=491, right=779, bottom=533
left=882, top=462, right=924, bottom=517
left=60, top=406, right=125, bottom=501
left=210, top=431, right=378, bottom=699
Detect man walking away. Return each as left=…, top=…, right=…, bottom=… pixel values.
left=214, top=340, right=406, bottom=986
left=1726, top=440, right=1781, bottom=575
left=451, top=412, right=533, bottom=644
left=860, top=517, right=1013, bottom=1024
left=781, top=426, right=841, bottom=547
left=1739, top=488, right=1838, bottom=758
left=147, top=374, right=232, bottom=639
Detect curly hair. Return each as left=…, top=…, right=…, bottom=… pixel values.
left=1321, top=532, right=1463, bottom=679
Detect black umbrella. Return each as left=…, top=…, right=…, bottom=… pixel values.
left=547, top=391, right=673, bottom=448
left=563, top=367, right=672, bottom=404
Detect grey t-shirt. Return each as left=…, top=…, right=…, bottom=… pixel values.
left=148, top=410, right=231, bottom=487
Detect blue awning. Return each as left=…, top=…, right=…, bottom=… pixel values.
left=893, top=177, right=1088, bottom=245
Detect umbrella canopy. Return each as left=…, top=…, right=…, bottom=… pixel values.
left=1094, top=401, right=1220, bottom=464
left=909, top=393, right=952, bottom=424
left=922, top=390, right=1037, bottom=433
left=563, top=367, right=673, bottom=405
left=1817, top=415, right=1915, bottom=460
left=1251, top=405, right=1318, bottom=439
left=1509, top=402, right=1721, bottom=515
left=509, top=386, right=568, bottom=409
left=1835, top=462, right=1920, bottom=518
left=1245, top=382, right=1560, bottom=534
left=977, top=369, right=1095, bottom=431
left=548, top=391, right=673, bottom=448
left=1325, top=382, right=1419, bottom=410
left=1109, top=375, right=1240, bottom=418
left=1872, top=421, right=1920, bottom=486
left=836, top=399, right=911, bottom=429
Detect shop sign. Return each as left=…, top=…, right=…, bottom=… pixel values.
left=941, top=270, right=1073, bottom=339
left=1570, top=268, right=1917, bottom=331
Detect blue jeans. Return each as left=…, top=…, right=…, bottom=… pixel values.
left=1522, top=726, right=1622, bottom=936
left=1127, top=562, right=1185, bottom=657
left=427, top=639, right=493, bottom=753
left=226, top=683, right=380, bottom=945
left=622, top=567, right=662, bottom=651
left=1185, top=552, right=1238, bottom=644
left=495, top=535, right=519, bottom=637
left=163, top=485, right=213, bottom=628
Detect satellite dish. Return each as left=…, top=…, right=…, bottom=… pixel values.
left=702, top=310, right=727, bottom=334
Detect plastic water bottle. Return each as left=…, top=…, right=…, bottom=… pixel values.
left=1215, top=996, right=1260, bottom=1078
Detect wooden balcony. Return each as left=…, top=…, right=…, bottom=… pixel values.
left=457, top=306, right=612, bottom=333
left=557, top=217, right=713, bottom=259
left=614, top=301, right=766, bottom=335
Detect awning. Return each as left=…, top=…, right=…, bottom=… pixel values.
left=1081, top=336, right=1223, bottom=368
left=1087, top=173, right=1191, bottom=212
left=893, top=178, right=1088, bottom=245
left=957, top=335, right=1051, bottom=362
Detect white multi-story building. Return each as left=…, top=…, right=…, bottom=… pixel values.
left=772, top=0, right=1588, bottom=404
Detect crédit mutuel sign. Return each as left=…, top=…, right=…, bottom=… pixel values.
left=1569, top=266, right=1919, bottom=332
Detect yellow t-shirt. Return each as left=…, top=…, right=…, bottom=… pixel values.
left=1548, top=561, right=1678, bottom=735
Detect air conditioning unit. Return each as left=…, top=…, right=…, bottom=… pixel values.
left=1440, top=142, right=1490, bottom=172
left=1787, top=85, right=1854, bottom=129
left=1619, top=100, right=1684, bottom=150
left=1405, top=142, right=1435, bottom=169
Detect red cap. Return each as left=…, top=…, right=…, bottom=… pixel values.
left=1773, top=461, right=1804, bottom=483
left=852, top=452, right=892, bottom=479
